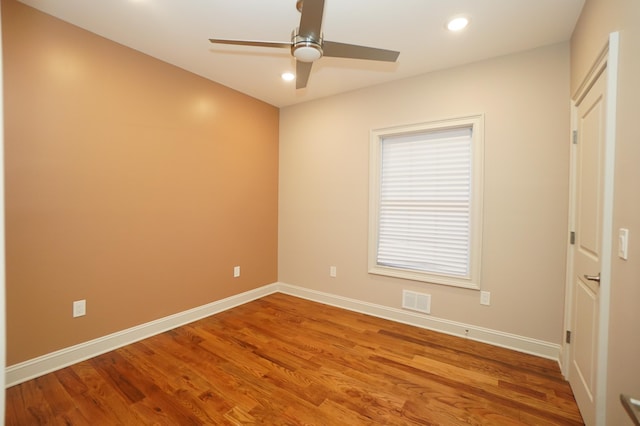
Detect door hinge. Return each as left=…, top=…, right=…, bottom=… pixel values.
left=566, top=330, right=572, bottom=344
left=570, top=231, right=576, bottom=245
left=572, top=130, right=578, bottom=144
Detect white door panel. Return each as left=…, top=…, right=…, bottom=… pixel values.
left=569, top=68, right=606, bottom=426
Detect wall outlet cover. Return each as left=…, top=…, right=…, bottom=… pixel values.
left=73, top=300, right=86, bottom=317
left=480, top=291, right=491, bottom=306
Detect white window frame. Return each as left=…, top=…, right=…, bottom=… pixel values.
left=368, top=115, right=484, bottom=289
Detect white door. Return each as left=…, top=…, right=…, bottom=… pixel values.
left=568, top=68, right=607, bottom=426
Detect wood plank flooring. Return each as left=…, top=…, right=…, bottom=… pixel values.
left=6, top=293, right=584, bottom=425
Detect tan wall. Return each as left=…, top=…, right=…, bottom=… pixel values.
left=2, top=0, right=279, bottom=365
left=571, top=0, right=640, bottom=424
left=279, top=43, right=570, bottom=344
left=0, top=0, right=6, bottom=414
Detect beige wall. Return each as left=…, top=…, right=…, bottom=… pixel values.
left=571, top=0, right=640, bottom=424
left=2, top=0, right=279, bottom=365
left=279, top=43, right=570, bottom=344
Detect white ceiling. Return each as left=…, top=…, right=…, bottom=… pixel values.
left=19, top=0, right=585, bottom=108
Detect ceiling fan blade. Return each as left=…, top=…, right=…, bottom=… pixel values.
left=298, top=0, right=325, bottom=40
left=323, top=41, right=400, bottom=62
left=296, top=61, right=313, bottom=89
left=209, top=39, right=291, bottom=49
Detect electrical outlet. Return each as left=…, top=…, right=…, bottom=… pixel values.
left=73, top=300, right=86, bottom=317
left=233, top=266, right=240, bottom=278
left=480, top=291, right=491, bottom=306
left=329, top=266, right=337, bottom=277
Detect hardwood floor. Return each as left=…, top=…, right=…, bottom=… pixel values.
left=6, top=293, right=584, bottom=425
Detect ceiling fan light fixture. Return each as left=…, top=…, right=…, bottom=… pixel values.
left=292, top=42, right=322, bottom=62
left=292, top=32, right=323, bottom=62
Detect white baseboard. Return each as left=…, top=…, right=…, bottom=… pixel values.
left=276, top=282, right=561, bottom=361
left=6, top=281, right=561, bottom=387
left=5, top=284, right=280, bottom=387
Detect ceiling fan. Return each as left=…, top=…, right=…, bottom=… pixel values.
left=209, top=0, right=400, bottom=89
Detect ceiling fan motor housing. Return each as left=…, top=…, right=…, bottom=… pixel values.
left=292, top=31, right=323, bottom=62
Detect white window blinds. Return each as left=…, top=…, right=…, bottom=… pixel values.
left=377, top=127, right=473, bottom=278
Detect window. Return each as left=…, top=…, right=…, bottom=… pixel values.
left=368, top=115, right=484, bottom=289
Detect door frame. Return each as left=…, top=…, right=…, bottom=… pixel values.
left=562, top=32, right=619, bottom=425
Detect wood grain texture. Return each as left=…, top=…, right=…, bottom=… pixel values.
left=6, top=293, right=584, bottom=425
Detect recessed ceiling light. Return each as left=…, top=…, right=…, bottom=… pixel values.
left=447, top=16, right=470, bottom=32
left=281, top=72, right=295, bottom=82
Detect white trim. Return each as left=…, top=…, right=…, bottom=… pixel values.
left=6, top=281, right=562, bottom=387
left=595, top=31, right=618, bottom=426
left=277, top=282, right=560, bottom=360
left=5, top=284, right=279, bottom=387
left=561, top=102, right=578, bottom=378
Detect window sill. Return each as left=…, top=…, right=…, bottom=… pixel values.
left=368, top=265, right=480, bottom=290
